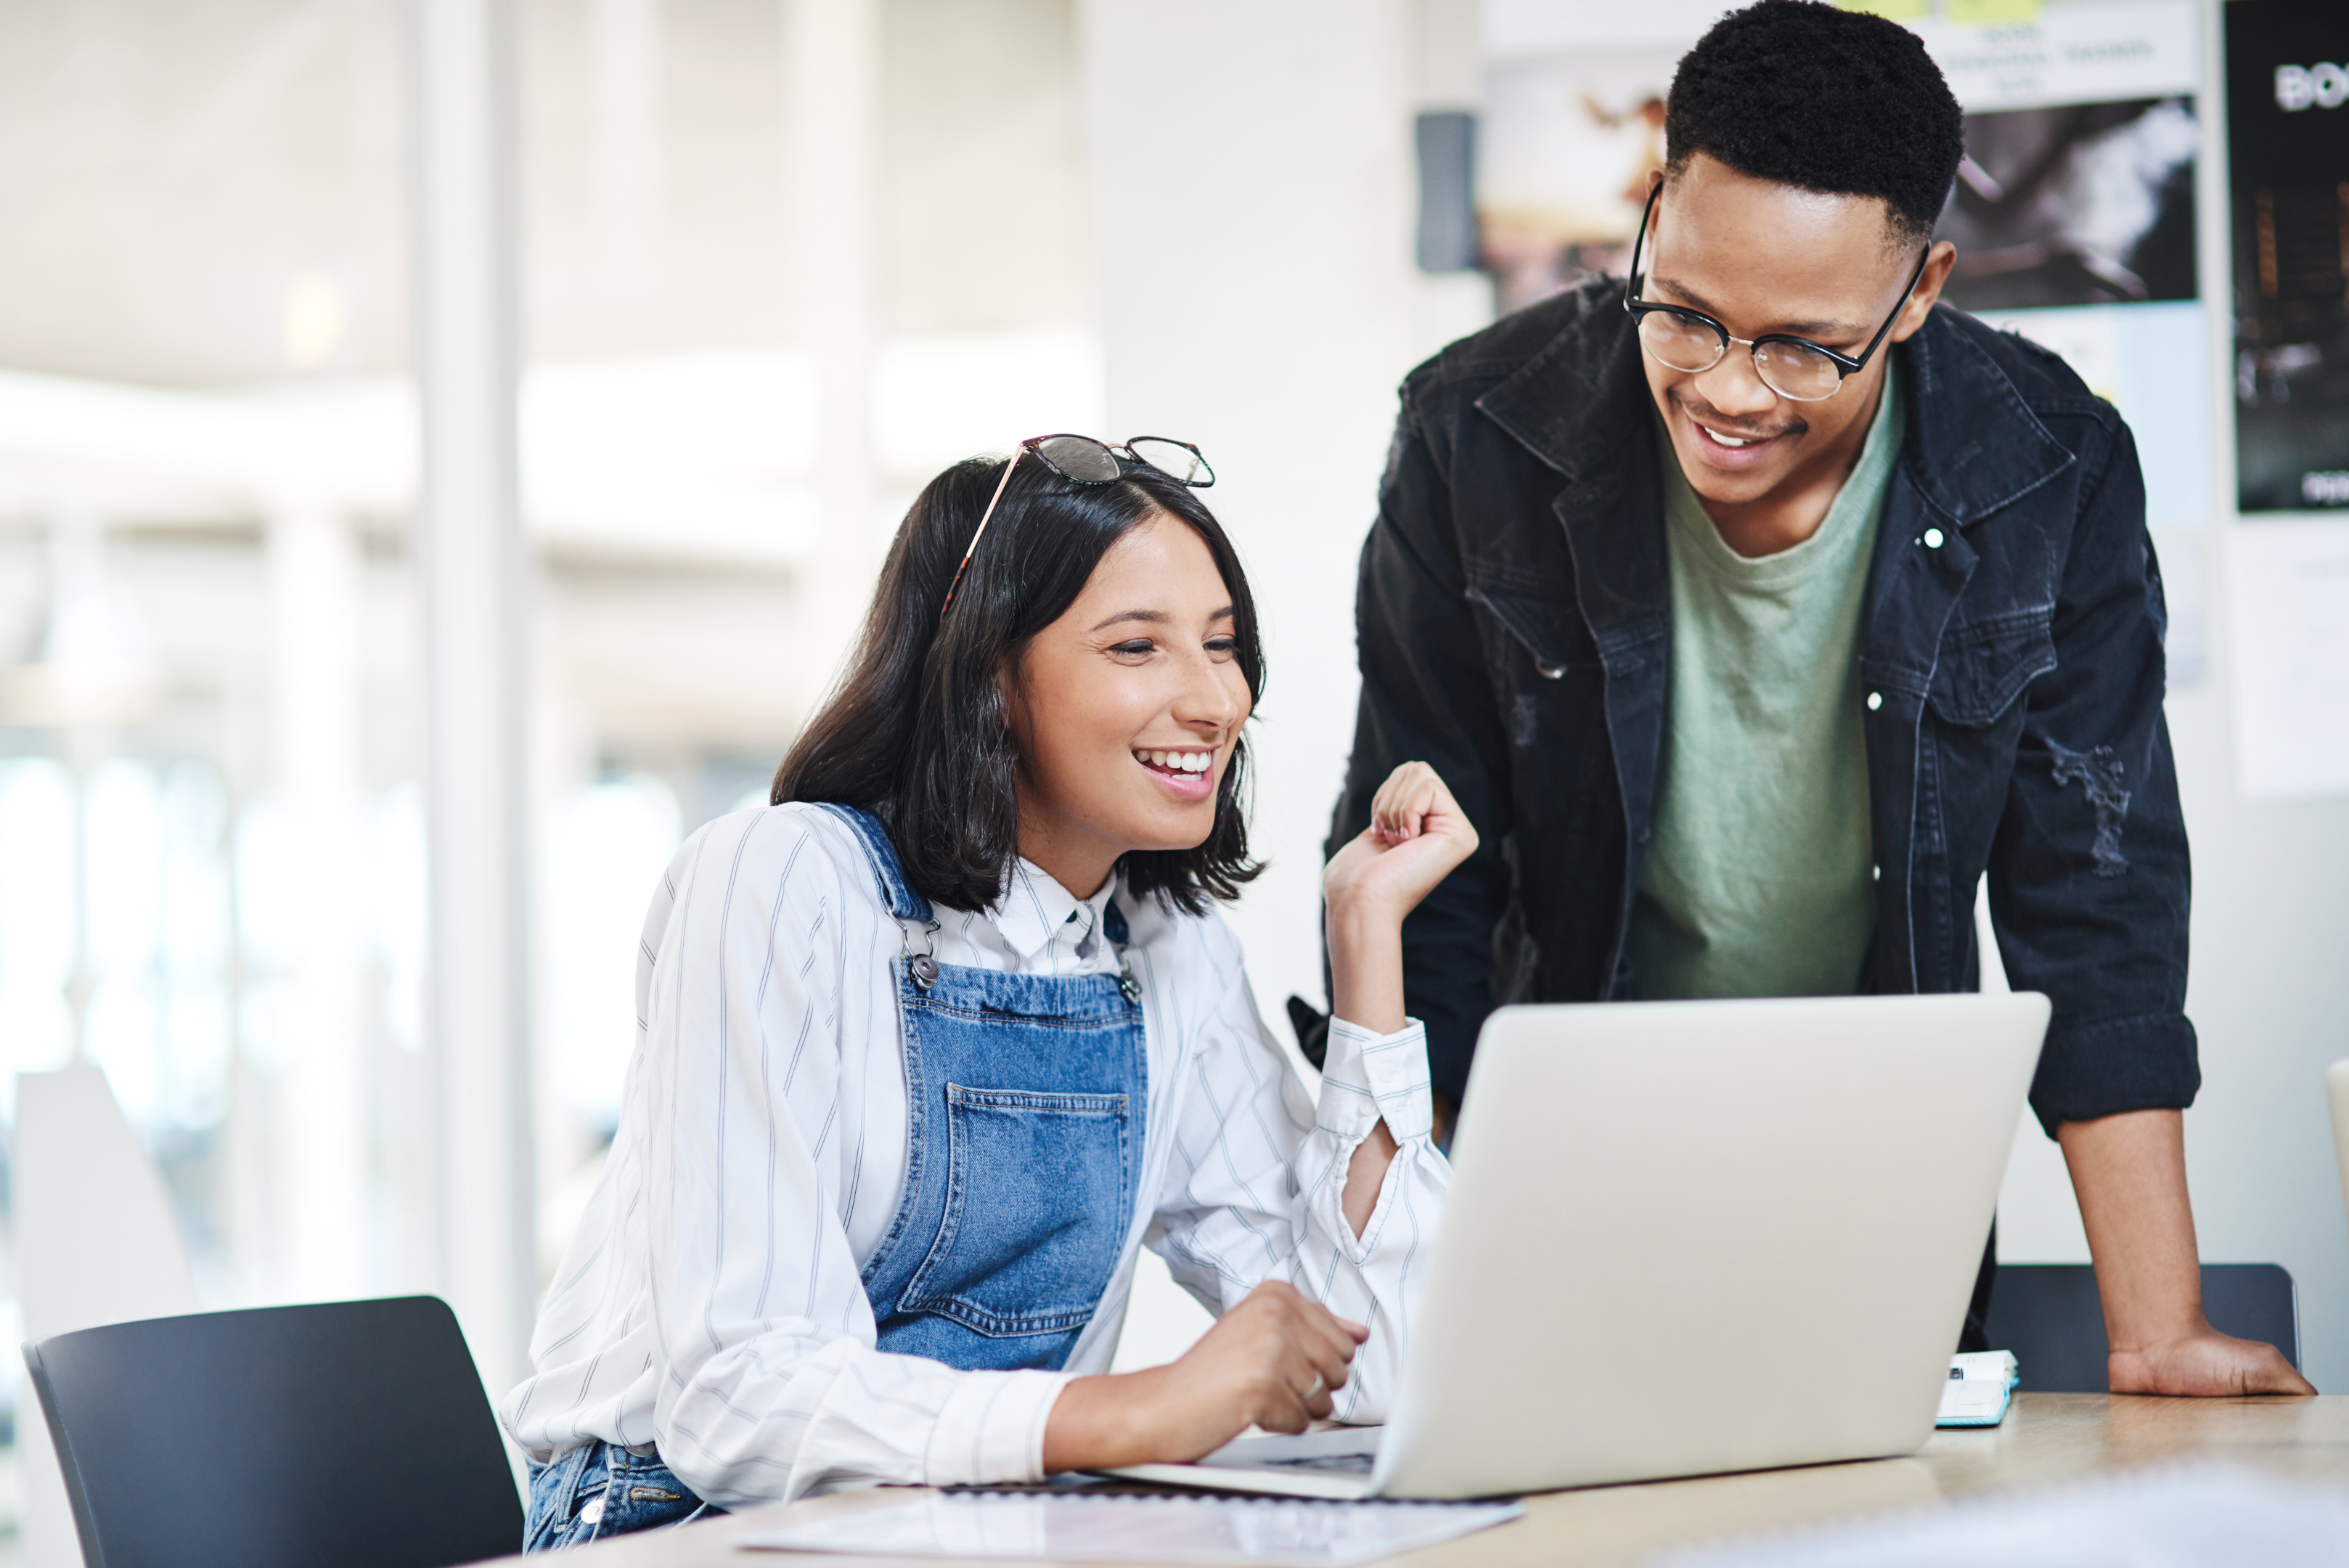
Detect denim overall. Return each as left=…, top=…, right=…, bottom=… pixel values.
left=526, top=804, right=1147, bottom=1550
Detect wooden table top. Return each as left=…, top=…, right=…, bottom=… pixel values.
left=523, top=1394, right=2349, bottom=1567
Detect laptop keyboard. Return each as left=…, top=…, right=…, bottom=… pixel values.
left=1254, top=1452, right=1377, bottom=1476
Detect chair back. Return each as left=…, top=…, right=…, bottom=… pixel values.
left=1983, top=1262, right=2300, bottom=1393
left=24, top=1296, right=523, bottom=1568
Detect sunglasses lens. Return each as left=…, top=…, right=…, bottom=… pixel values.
left=1034, top=435, right=1121, bottom=482
left=1129, top=438, right=1212, bottom=486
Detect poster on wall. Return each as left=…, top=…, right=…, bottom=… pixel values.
left=1908, top=0, right=2210, bottom=537
left=1935, top=84, right=2211, bottom=536
left=2226, top=0, right=2349, bottom=514
left=1477, top=47, right=1677, bottom=314
left=1929, top=96, right=2197, bottom=314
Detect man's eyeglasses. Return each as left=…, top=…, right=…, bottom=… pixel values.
left=1622, top=179, right=1928, bottom=404
left=940, top=434, right=1214, bottom=619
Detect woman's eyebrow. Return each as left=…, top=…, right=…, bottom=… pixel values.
left=1089, top=609, right=1169, bottom=632
left=1087, top=605, right=1238, bottom=633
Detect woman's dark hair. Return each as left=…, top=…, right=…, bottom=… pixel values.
left=771, top=454, right=1265, bottom=915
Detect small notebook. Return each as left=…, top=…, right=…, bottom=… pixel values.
left=734, top=1490, right=1524, bottom=1564
left=1935, top=1349, right=2020, bottom=1427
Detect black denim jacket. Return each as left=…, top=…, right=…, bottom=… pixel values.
left=1328, top=280, right=2196, bottom=1137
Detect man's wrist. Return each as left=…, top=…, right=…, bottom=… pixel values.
left=2104, top=1310, right=2212, bottom=1356
left=2056, top=1109, right=2210, bottom=1359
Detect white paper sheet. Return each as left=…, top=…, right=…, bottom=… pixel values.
left=1908, top=0, right=2199, bottom=115
left=1656, top=1464, right=2349, bottom=1568
left=734, top=1491, right=1524, bottom=1565
left=2229, top=519, right=2349, bottom=801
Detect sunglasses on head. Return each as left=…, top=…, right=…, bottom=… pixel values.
left=939, top=434, right=1216, bottom=620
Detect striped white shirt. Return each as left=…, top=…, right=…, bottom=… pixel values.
left=499, top=803, right=1445, bottom=1508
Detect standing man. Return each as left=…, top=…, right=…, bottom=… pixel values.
left=1328, top=0, right=2309, bottom=1395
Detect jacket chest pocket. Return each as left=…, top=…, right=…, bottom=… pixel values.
left=1466, top=584, right=1592, bottom=681
left=901, top=1085, right=1132, bottom=1338
left=1928, top=609, right=2057, bottom=728
left=1466, top=584, right=1611, bottom=750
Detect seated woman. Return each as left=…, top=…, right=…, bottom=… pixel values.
left=502, top=436, right=1475, bottom=1547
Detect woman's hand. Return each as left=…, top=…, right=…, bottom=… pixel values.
left=1323, top=762, right=1478, bottom=1035
left=1040, top=1282, right=1368, bottom=1472
left=1323, top=761, right=1480, bottom=934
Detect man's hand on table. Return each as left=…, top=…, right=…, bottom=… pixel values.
left=2109, top=1326, right=2316, bottom=1397
left=2059, top=1107, right=2316, bottom=1396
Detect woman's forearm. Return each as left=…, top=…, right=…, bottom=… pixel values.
left=1041, top=1371, right=1163, bottom=1472
left=1328, top=908, right=1407, bottom=1036
left=1320, top=759, right=1476, bottom=1237
left=1326, top=907, right=1405, bottom=1236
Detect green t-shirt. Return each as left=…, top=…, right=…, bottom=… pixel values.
left=1625, top=372, right=1906, bottom=1000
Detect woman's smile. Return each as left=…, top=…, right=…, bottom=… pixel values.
left=1133, top=745, right=1220, bottom=801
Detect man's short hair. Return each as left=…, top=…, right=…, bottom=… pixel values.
left=1664, top=0, right=1963, bottom=250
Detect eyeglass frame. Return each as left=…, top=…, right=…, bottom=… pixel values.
left=939, top=434, right=1216, bottom=620
left=1621, top=177, right=1931, bottom=403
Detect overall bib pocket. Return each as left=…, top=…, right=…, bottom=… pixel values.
left=902, top=1085, right=1132, bottom=1338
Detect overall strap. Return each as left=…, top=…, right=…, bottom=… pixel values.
left=1101, top=897, right=1139, bottom=1001
left=809, top=804, right=934, bottom=923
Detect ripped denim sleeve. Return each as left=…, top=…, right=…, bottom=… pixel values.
left=2050, top=743, right=2132, bottom=878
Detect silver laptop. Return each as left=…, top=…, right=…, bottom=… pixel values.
left=1105, top=992, right=2048, bottom=1500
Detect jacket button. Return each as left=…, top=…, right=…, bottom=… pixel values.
left=1866, top=691, right=1883, bottom=711
left=1872, top=863, right=1882, bottom=881
left=1535, top=660, right=1566, bottom=680
left=1922, top=527, right=1945, bottom=549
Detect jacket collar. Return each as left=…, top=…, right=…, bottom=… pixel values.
left=1894, top=305, right=2074, bottom=526
left=1474, top=298, right=2074, bottom=530
left=1475, top=292, right=1649, bottom=483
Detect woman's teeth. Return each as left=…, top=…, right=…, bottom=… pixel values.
left=1136, top=749, right=1213, bottom=774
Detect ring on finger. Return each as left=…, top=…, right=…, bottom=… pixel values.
left=1305, top=1373, right=1327, bottom=1402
